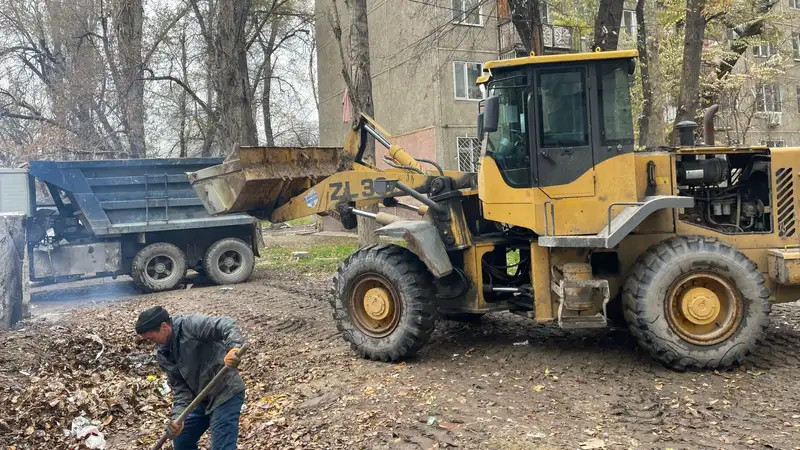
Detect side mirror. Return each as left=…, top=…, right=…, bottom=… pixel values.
left=627, top=58, right=636, bottom=75
left=477, top=112, right=484, bottom=137
left=483, top=96, right=500, bottom=133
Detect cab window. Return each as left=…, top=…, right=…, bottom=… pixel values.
left=597, top=61, right=634, bottom=145
left=484, top=71, right=532, bottom=188
left=537, top=68, right=589, bottom=148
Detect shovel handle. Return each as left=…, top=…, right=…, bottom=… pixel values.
left=149, top=343, right=250, bottom=450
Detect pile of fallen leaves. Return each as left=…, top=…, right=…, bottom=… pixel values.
left=0, top=309, right=171, bottom=449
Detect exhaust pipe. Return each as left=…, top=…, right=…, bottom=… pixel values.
left=704, top=104, right=719, bottom=146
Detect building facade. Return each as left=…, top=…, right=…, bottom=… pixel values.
left=316, top=0, right=499, bottom=173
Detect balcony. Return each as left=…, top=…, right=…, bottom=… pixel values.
left=498, top=19, right=585, bottom=57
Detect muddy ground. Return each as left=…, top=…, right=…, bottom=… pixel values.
left=2, top=230, right=800, bottom=449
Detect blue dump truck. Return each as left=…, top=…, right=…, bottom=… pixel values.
left=0, top=158, right=262, bottom=293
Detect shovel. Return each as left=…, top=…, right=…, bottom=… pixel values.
left=150, top=343, right=250, bottom=450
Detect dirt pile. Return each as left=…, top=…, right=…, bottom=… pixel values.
left=0, top=310, right=170, bottom=449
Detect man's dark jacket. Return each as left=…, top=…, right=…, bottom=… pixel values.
left=156, top=314, right=246, bottom=419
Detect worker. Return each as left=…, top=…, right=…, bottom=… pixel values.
left=135, top=306, right=246, bottom=450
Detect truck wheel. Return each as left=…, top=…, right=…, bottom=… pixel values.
left=203, top=238, right=255, bottom=285
left=132, top=243, right=187, bottom=293
left=623, top=236, right=771, bottom=370
left=331, top=244, right=436, bottom=362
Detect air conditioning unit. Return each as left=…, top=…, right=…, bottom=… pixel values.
left=767, top=112, right=782, bottom=127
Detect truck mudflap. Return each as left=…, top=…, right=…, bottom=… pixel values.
left=187, top=146, right=342, bottom=219
left=252, top=221, right=265, bottom=257
left=374, top=220, right=453, bottom=278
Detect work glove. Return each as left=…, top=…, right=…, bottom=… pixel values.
left=224, top=347, right=242, bottom=369
left=164, top=419, right=183, bottom=438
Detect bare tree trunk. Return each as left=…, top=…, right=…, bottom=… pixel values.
left=238, top=48, right=258, bottom=145
left=508, top=0, right=543, bottom=54
left=346, top=0, right=377, bottom=246
left=309, top=35, right=319, bottom=113
left=673, top=0, right=707, bottom=137
left=116, top=0, right=146, bottom=158
left=530, top=0, right=544, bottom=55
left=213, top=0, right=254, bottom=154
left=260, top=22, right=278, bottom=146
left=594, top=0, right=625, bottom=51
left=179, top=20, right=189, bottom=158
left=642, top=0, right=666, bottom=146
left=261, top=57, right=275, bottom=146
left=636, top=0, right=652, bottom=147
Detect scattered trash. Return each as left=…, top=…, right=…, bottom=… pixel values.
left=158, top=379, right=172, bottom=396
left=86, top=334, right=105, bottom=361
left=527, top=431, right=546, bottom=440
left=85, top=434, right=107, bottom=449
left=71, top=416, right=106, bottom=449
left=291, top=251, right=311, bottom=259
left=579, top=438, right=606, bottom=449
left=426, top=415, right=438, bottom=426
left=185, top=283, right=194, bottom=290
left=220, top=287, right=234, bottom=291
left=513, top=340, right=529, bottom=346
left=531, top=385, right=545, bottom=392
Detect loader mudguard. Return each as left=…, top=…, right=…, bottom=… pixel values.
left=374, top=220, right=453, bottom=278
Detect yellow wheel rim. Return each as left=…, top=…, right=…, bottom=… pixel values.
left=349, top=275, right=401, bottom=337
left=666, top=272, right=743, bottom=346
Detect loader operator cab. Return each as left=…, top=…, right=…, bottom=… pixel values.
left=477, top=51, right=637, bottom=190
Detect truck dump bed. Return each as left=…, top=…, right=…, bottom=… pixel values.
left=29, top=158, right=256, bottom=236
left=188, top=146, right=342, bottom=220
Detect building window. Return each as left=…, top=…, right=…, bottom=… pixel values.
left=791, top=0, right=800, bottom=9
left=454, top=61, right=483, bottom=100
left=762, top=139, right=786, bottom=147
left=796, top=86, right=800, bottom=111
left=621, top=10, right=637, bottom=36
left=452, top=0, right=481, bottom=26
left=793, top=34, right=800, bottom=60
left=457, top=137, right=482, bottom=172
left=756, top=84, right=781, bottom=112
left=752, top=43, right=775, bottom=57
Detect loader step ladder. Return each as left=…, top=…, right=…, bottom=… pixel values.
left=538, top=195, right=694, bottom=249
left=144, top=173, right=170, bottom=223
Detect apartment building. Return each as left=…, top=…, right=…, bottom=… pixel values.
left=712, top=1, right=800, bottom=147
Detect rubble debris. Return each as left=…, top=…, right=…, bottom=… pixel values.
left=291, top=251, right=311, bottom=259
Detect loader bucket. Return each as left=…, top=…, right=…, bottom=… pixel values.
left=187, top=146, right=342, bottom=220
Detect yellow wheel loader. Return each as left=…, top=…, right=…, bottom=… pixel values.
left=189, top=49, right=800, bottom=369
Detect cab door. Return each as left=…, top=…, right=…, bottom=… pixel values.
left=534, top=66, right=595, bottom=198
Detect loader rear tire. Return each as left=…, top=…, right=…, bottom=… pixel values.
left=331, top=244, right=436, bottom=362
left=623, top=236, right=771, bottom=370
left=132, top=242, right=187, bottom=293
left=203, top=238, right=255, bottom=285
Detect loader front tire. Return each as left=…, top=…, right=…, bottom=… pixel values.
left=331, top=244, right=436, bottom=362
left=623, top=236, right=771, bottom=370
left=132, top=242, right=187, bottom=293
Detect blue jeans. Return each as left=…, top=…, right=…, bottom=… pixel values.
left=173, top=392, right=244, bottom=450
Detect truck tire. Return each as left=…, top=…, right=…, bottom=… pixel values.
left=202, top=238, right=255, bottom=285
left=623, top=236, right=771, bottom=370
left=331, top=244, right=436, bottom=362
left=132, top=242, right=187, bottom=293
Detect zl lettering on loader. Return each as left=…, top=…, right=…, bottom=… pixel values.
left=189, top=49, right=800, bottom=370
